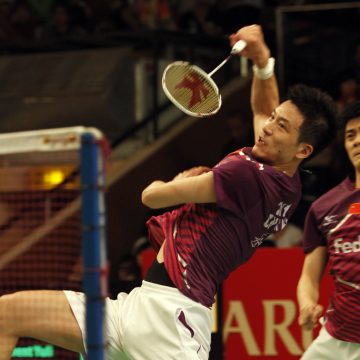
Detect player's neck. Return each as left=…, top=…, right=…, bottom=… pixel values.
left=273, top=163, right=297, bottom=177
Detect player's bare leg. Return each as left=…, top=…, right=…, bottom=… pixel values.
left=0, top=290, right=85, bottom=359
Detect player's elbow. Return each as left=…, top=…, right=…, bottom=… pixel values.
left=141, top=189, right=160, bottom=209
left=141, top=181, right=164, bottom=208
left=141, top=189, right=153, bottom=208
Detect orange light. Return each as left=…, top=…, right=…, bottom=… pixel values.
left=43, top=170, right=65, bottom=187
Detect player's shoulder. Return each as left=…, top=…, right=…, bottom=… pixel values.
left=311, top=178, right=350, bottom=212
left=217, top=147, right=263, bottom=169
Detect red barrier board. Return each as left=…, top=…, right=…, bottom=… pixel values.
left=223, top=248, right=334, bottom=359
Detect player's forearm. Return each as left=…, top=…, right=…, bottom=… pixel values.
left=297, top=273, right=320, bottom=309
left=297, top=273, right=324, bottom=329
left=229, top=25, right=279, bottom=118
left=297, top=247, right=327, bottom=308
left=251, top=65, right=279, bottom=118
left=142, top=170, right=216, bottom=209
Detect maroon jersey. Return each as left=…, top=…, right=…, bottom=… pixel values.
left=303, top=177, right=360, bottom=343
left=147, top=147, right=301, bottom=307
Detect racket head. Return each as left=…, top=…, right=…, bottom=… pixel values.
left=162, top=61, right=222, bottom=117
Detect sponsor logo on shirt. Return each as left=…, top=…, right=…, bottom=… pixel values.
left=251, top=202, right=291, bottom=248
left=334, top=237, right=360, bottom=254
left=323, top=215, right=338, bottom=227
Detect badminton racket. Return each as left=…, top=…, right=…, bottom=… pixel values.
left=162, top=40, right=247, bottom=117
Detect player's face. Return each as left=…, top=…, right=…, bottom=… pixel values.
left=344, top=117, right=360, bottom=171
left=252, top=100, right=307, bottom=166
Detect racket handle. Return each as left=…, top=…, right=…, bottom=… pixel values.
left=231, top=40, right=247, bottom=55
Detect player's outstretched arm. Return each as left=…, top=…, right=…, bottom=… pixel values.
left=142, top=166, right=216, bottom=209
left=297, top=246, right=327, bottom=330
left=229, top=25, right=279, bottom=142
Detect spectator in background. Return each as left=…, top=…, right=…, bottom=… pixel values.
left=336, top=72, right=359, bottom=111
left=108, top=0, right=141, bottom=31
left=335, top=39, right=360, bottom=110
left=155, top=0, right=176, bottom=30
left=26, top=0, right=55, bottom=26
left=0, top=0, right=17, bottom=41
left=221, top=112, right=253, bottom=157
left=135, top=0, right=176, bottom=30
left=177, top=0, right=222, bottom=35
left=216, top=0, right=264, bottom=34
left=110, top=226, right=150, bottom=297
left=69, top=0, right=94, bottom=32
left=110, top=254, right=142, bottom=296
left=347, top=38, right=360, bottom=85
left=267, top=222, right=303, bottom=247
left=9, top=0, right=42, bottom=41
left=41, top=1, right=88, bottom=40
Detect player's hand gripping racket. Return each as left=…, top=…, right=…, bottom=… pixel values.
left=162, top=40, right=247, bottom=117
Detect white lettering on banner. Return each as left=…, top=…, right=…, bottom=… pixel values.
left=223, top=301, right=261, bottom=355
left=263, top=300, right=302, bottom=355
left=334, top=237, right=360, bottom=253
left=224, top=300, right=314, bottom=356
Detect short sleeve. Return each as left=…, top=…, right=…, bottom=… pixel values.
left=302, top=204, right=327, bottom=253
left=146, top=216, right=165, bottom=252
left=212, top=156, right=263, bottom=215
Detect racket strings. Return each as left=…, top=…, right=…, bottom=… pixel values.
left=163, top=63, right=221, bottom=116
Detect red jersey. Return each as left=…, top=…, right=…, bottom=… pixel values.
left=147, top=147, right=301, bottom=307
left=303, top=177, right=360, bottom=343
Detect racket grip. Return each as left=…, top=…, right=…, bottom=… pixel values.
left=231, top=40, right=247, bottom=55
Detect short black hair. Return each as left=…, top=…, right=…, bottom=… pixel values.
left=339, top=100, right=360, bottom=131
left=287, top=84, right=338, bottom=158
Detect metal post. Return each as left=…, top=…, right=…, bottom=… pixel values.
left=81, top=132, right=107, bottom=360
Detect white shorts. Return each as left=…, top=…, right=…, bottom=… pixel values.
left=301, top=325, right=360, bottom=360
left=64, top=280, right=212, bottom=360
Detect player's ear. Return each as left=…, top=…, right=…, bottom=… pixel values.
left=296, top=143, right=313, bottom=159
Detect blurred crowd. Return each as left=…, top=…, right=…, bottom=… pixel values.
left=335, top=39, right=360, bottom=111
left=0, top=0, right=358, bottom=41
left=4, top=0, right=346, bottom=43
left=0, top=0, right=268, bottom=42
left=1, top=0, right=358, bottom=106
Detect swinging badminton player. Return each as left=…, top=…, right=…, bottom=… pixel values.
left=0, top=25, right=337, bottom=360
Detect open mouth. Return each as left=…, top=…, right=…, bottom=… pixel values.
left=258, top=136, right=265, bottom=145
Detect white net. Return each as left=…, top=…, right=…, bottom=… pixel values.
left=0, top=127, right=106, bottom=360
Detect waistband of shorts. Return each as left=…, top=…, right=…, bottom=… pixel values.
left=141, top=279, right=182, bottom=294
left=144, top=259, right=176, bottom=288
left=141, top=280, right=212, bottom=312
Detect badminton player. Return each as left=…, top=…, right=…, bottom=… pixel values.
left=297, top=101, right=360, bottom=359
left=0, top=25, right=337, bottom=359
